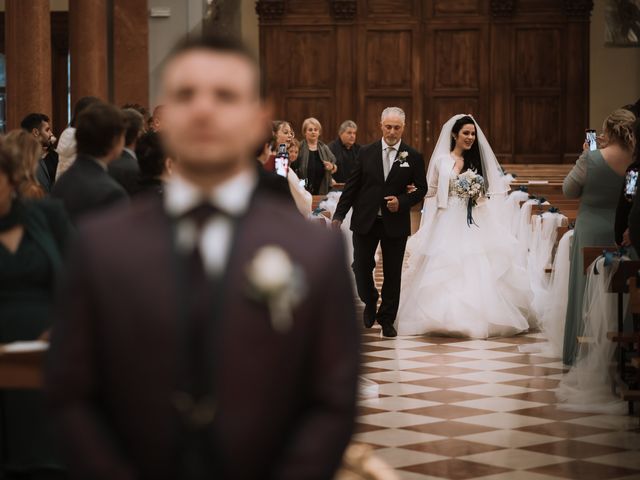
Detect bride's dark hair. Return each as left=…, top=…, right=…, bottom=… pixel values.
left=450, top=115, right=483, bottom=178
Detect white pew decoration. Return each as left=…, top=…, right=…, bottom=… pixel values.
left=556, top=255, right=628, bottom=414
left=520, top=229, right=573, bottom=357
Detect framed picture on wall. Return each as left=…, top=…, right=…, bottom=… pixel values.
left=605, top=0, right=640, bottom=46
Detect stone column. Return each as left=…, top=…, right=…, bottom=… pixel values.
left=69, top=0, right=108, bottom=105
left=5, top=0, right=52, bottom=130
left=113, top=0, right=149, bottom=108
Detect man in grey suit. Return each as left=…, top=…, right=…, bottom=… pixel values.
left=52, top=103, right=128, bottom=223
left=108, top=108, right=144, bottom=195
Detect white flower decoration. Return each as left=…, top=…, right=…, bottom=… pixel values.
left=246, top=245, right=307, bottom=333
left=398, top=151, right=409, bottom=162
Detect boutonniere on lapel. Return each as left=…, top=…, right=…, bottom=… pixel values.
left=397, top=151, right=410, bottom=167
left=246, top=245, right=307, bottom=333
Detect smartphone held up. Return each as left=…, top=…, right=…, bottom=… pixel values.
left=585, top=129, right=598, bottom=152
left=275, top=143, right=289, bottom=178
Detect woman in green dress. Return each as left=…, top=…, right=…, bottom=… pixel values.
left=0, top=146, right=73, bottom=478
left=562, top=109, right=637, bottom=365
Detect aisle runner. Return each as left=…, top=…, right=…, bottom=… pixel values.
left=354, top=266, right=640, bottom=479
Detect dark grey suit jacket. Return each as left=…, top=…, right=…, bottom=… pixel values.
left=108, top=149, right=140, bottom=195
left=52, top=154, right=128, bottom=224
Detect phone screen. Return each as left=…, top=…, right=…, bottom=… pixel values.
left=585, top=129, right=597, bottom=151
left=275, top=143, right=289, bottom=178
left=624, top=169, right=638, bottom=201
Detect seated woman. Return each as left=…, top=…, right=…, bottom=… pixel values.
left=0, top=145, right=73, bottom=478
left=562, top=109, right=637, bottom=365
left=297, top=117, right=337, bottom=195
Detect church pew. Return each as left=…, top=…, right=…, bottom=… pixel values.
left=0, top=343, right=47, bottom=389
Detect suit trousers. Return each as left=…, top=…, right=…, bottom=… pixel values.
left=352, top=218, right=407, bottom=326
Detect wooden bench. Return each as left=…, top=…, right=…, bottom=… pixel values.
left=0, top=342, right=47, bottom=389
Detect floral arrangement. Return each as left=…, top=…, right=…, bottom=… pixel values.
left=452, top=169, right=485, bottom=227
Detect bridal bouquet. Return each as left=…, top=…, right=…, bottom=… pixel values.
left=453, top=170, right=485, bottom=227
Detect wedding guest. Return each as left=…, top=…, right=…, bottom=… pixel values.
left=150, top=104, right=164, bottom=131
left=3, top=130, right=47, bottom=199
left=47, top=34, right=358, bottom=480
left=20, top=113, right=57, bottom=192
left=329, top=120, right=360, bottom=183
left=623, top=98, right=640, bottom=117
left=563, top=109, right=636, bottom=365
left=55, top=96, right=102, bottom=180
left=298, top=117, right=337, bottom=195
left=263, top=120, right=294, bottom=172
left=288, top=138, right=300, bottom=165
left=614, top=119, right=640, bottom=247
left=134, top=130, right=170, bottom=197
left=0, top=146, right=72, bottom=479
left=122, top=103, right=150, bottom=129
left=52, top=103, right=128, bottom=224
left=108, top=108, right=144, bottom=194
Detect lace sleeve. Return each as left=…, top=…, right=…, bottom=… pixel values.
left=426, top=158, right=439, bottom=198
left=563, top=151, right=588, bottom=199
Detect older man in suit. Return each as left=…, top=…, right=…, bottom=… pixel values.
left=46, top=35, right=359, bottom=480
left=333, top=107, right=427, bottom=337
left=52, top=103, right=128, bottom=223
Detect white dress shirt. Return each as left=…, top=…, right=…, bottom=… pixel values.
left=378, top=138, right=401, bottom=215
left=164, top=168, right=258, bottom=275
left=381, top=138, right=400, bottom=177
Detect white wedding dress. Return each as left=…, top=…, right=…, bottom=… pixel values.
left=395, top=115, right=532, bottom=339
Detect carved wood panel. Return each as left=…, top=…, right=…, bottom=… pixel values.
left=284, top=96, right=335, bottom=142
left=365, top=30, right=414, bottom=90
left=258, top=0, right=592, bottom=163
left=361, top=0, right=421, bottom=18
left=514, top=28, right=563, bottom=90
left=433, top=29, right=482, bottom=90
left=433, top=0, right=485, bottom=16
left=287, top=0, right=330, bottom=15
left=285, top=30, right=334, bottom=90
left=515, top=96, right=563, bottom=161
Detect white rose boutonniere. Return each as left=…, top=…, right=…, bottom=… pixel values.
left=397, top=151, right=410, bottom=167
left=246, top=245, right=307, bottom=333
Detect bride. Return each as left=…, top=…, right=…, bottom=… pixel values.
left=395, top=114, right=532, bottom=338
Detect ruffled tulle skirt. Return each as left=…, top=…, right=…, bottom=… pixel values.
left=396, top=196, right=532, bottom=338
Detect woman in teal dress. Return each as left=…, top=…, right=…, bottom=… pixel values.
left=562, top=109, right=637, bottom=365
left=0, top=147, right=73, bottom=478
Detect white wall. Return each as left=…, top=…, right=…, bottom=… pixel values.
left=590, top=0, right=640, bottom=128
left=148, top=0, right=205, bottom=107
left=147, top=0, right=259, bottom=107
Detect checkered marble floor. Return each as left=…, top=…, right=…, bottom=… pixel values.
left=355, top=326, right=640, bottom=480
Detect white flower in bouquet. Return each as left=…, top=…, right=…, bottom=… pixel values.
left=453, top=170, right=485, bottom=201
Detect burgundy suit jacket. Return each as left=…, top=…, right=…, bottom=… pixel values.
left=46, top=182, right=359, bottom=480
